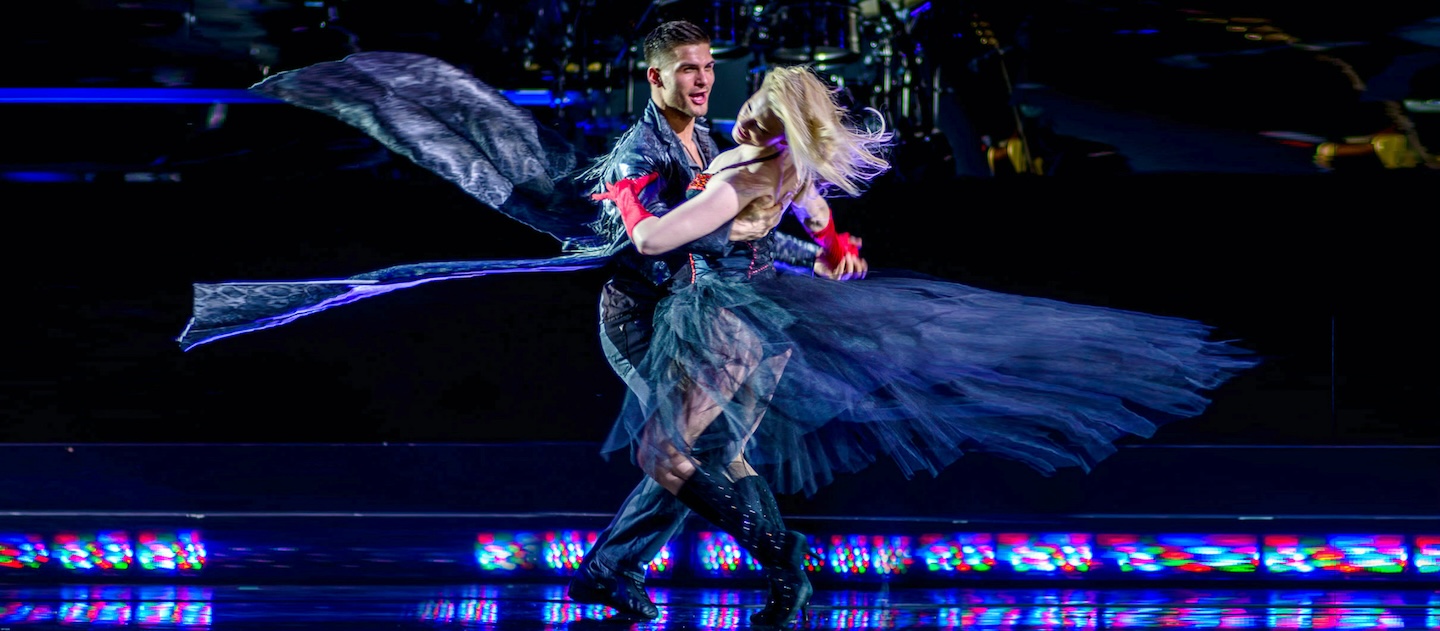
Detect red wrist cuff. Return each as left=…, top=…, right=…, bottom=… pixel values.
left=591, top=173, right=660, bottom=240
left=617, top=193, right=655, bottom=236
left=810, top=214, right=858, bottom=268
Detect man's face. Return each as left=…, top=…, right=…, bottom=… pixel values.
left=649, top=43, right=715, bottom=119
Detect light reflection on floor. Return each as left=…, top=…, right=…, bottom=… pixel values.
left=0, top=583, right=1437, bottom=629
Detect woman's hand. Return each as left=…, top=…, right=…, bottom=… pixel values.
left=814, top=235, right=868, bottom=280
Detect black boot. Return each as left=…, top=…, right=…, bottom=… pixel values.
left=676, top=469, right=811, bottom=628
left=736, top=476, right=808, bottom=626
left=736, top=475, right=786, bottom=531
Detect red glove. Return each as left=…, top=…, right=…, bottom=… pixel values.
left=591, top=172, right=660, bottom=239
left=808, top=213, right=860, bottom=269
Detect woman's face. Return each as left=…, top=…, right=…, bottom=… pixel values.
left=732, top=91, right=786, bottom=149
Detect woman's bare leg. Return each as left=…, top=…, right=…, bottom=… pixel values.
left=636, top=333, right=811, bottom=627
left=637, top=308, right=782, bottom=494
left=730, top=349, right=791, bottom=471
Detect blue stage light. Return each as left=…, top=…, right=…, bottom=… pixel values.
left=0, top=88, right=586, bottom=107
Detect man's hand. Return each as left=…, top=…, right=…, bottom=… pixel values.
left=731, top=194, right=794, bottom=241
left=814, top=235, right=868, bottom=280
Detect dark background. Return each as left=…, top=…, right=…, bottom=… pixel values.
left=2, top=0, right=1436, bottom=454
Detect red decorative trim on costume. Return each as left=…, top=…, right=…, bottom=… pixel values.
left=689, top=253, right=697, bottom=285
left=688, top=173, right=712, bottom=192
left=745, top=242, right=770, bottom=278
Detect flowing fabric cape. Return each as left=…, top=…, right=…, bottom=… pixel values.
left=177, top=52, right=617, bottom=351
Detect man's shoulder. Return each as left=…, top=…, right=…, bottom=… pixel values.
left=620, top=118, right=669, bottom=147
left=610, top=125, right=678, bottom=168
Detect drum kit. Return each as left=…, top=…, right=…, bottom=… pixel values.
left=650, top=0, right=933, bottom=120
left=673, top=0, right=865, bottom=64
left=521, top=0, right=943, bottom=138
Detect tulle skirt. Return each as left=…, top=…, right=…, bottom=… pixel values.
left=600, top=269, right=1259, bottom=497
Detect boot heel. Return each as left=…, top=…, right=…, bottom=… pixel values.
left=750, top=530, right=811, bottom=627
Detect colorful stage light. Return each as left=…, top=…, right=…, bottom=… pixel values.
left=1263, top=535, right=1409, bottom=575
left=918, top=533, right=997, bottom=574
left=478, top=530, right=674, bottom=577
left=826, top=535, right=913, bottom=577
left=136, top=531, right=206, bottom=572
left=540, top=530, right=594, bottom=574
left=474, top=531, right=543, bottom=572
left=998, top=533, right=1094, bottom=574
left=695, top=531, right=762, bottom=576
left=2, top=526, right=1436, bottom=584
left=1415, top=536, right=1439, bottom=574
left=1097, top=533, right=1259, bottom=574
left=53, top=532, right=133, bottom=573
left=0, top=534, right=49, bottom=570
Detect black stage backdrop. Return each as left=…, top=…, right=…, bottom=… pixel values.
left=4, top=157, right=1433, bottom=448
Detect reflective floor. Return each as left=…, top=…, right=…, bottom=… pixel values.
left=2, top=582, right=1439, bottom=630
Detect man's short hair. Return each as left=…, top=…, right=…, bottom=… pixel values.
left=642, top=20, right=711, bottom=68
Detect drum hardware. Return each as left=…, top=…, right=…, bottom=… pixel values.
left=762, top=0, right=862, bottom=64
left=704, top=0, right=758, bottom=59
left=738, top=0, right=933, bottom=139
left=855, top=0, right=932, bottom=134
left=647, top=0, right=759, bottom=59
left=508, top=0, right=639, bottom=104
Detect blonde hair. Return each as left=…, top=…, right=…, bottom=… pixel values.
left=758, top=65, right=892, bottom=199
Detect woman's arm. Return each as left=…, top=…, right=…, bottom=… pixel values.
left=629, top=170, right=755, bottom=255
left=787, top=189, right=830, bottom=234
left=790, top=190, right=868, bottom=280
left=593, top=157, right=787, bottom=255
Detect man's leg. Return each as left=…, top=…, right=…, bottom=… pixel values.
left=568, top=475, right=689, bottom=618
left=568, top=281, right=689, bottom=619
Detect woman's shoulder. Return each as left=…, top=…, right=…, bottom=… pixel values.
left=718, top=156, right=785, bottom=196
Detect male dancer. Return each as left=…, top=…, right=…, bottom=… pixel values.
left=566, top=20, right=866, bottom=619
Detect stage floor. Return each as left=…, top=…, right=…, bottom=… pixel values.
left=2, top=582, right=1439, bottom=630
